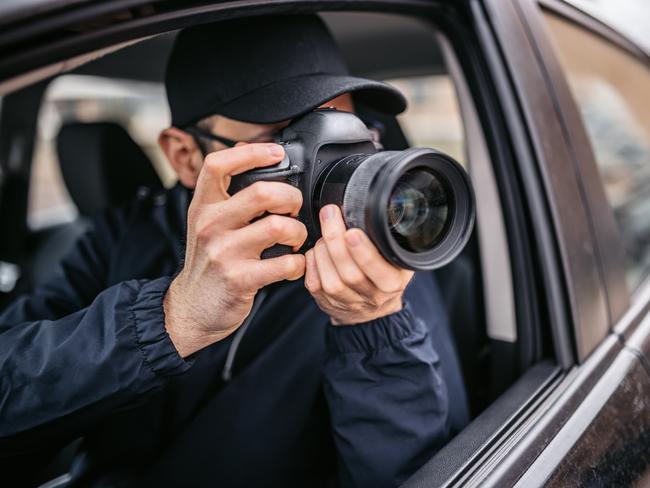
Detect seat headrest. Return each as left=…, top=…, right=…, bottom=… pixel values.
left=56, top=122, right=163, bottom=217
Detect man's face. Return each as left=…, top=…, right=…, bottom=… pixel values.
left=159, top=93, right=354, bottom=189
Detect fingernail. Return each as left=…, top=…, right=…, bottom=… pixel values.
left=321, top=205, right=334, bottom=220
left=345, top=230, right=362, bottom=247
left=269, top=144, right=284, bottom=158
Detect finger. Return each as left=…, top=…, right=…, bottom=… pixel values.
left=231, top=214, right=307, bottom=255
left=314, top=239, right=360, bottom=301
left=193, top=143, right=285, bottom=204
left=190, top=181, right=301, bottom=236
left=319, top=205, right=373, bottom=294
left=222, top=181, right=303, bottom=226
left=304, top=249, right=322, bottom=294
left=247, top=253, right=305, bottom=288
left=344, top=228, right=407, bottom=292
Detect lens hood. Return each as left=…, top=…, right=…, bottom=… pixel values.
left=335, top=148, right=475, bottom=270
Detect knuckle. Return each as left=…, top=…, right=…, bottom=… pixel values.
left=296, top=221, right=309, bottom=241
left=306, top=279, right=320, bottom=293
left=342, top=269, right=364, bottom=287
left=194, top=217, right=214, bottom=242
left=203, top=154, right=223, bottom=174
left=207, top=246, right=225, bottom=267
left=323, top=279, right=345, bottom=296
left=288, top=185, right=303, bottom=205
left=378, top=295, right=397, bottom=308
left=378, top=280, right=402, bottom=294
left=322, top=228, right=338, bottom=241
left=249, top=181, right=271, bottom=204
left=327, top=243, right=347, bottom=262
left=355, top=253, right=373, bottom=268
left=221, top=267, right=241, bottom=287
left=266, top=214, right=286, bottom=237
left=286, top=255, right=301, bottom=275
left=195, top=224, right=211, bottom=243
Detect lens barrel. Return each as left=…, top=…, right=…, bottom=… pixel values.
left=317, top=148, right=475, bottom=270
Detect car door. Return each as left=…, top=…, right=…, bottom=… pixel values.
left=0, top=1, right=649, bottom=487
left=464, top=0, right=650, bottom=485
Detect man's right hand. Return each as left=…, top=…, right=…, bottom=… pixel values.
left=163, top=143, right=307, bottom=358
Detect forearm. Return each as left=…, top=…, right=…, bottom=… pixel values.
left=0, top=277, right=190, bottom=454
left=323, top=304, right=450, bottom=488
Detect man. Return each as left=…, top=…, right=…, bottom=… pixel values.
left=0, top=15, right=468, bottom=488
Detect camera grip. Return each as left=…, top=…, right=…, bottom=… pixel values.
left=261, top=244, right=293, bottom=259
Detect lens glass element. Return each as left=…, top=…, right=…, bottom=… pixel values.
left=387, top=168, right=450, bottom=252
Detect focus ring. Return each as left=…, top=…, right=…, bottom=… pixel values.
left=342, top=153, right=393, bottom=230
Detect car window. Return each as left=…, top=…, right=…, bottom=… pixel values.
left=21, top=11, right=524, bottom=424
left=0, top=9, right=563, bottom=485
left=12, top=5, right=532, bottom=401
left=28, top=75, right=173, bottom=229
left=543, top=13, right=650, bottom=291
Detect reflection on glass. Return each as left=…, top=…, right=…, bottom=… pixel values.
left=545, top=12, right=650, bottom=290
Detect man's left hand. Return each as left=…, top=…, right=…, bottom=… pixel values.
left=305, top=205, right=414, bottom=325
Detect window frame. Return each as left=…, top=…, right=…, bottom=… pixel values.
left=492, top=0, right=629, bottom=361
left=528, top=0, right=650, bottom=340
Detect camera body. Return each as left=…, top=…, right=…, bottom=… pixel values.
left=229, top=109, right=475, bottom=270
left=229, top=109, right=378, bottom=255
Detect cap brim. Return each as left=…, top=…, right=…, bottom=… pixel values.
left=216, top=74, right=407, bottom=124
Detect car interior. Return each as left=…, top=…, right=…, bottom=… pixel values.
left=0, top=10, right=556, bottom=486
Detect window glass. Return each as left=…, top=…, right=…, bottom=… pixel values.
left=544, top=13, right=650, bottom=290
left=385, top=75, right=465, bottom=165
left=28, top=75, right=173, bottom=229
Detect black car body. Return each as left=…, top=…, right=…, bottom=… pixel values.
left=0, top=0, right=649, bottom=486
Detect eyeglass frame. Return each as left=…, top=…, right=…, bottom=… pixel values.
left=183, top=125, right=240, bottom=148
left=183, top=111, right=385, bottom=152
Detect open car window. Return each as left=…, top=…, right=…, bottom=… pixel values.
left=0, top=8, right=560, bottom=487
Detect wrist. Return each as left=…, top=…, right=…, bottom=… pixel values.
left=163, top=279, right=227, bottom=358
left=329, top=297, right=404, bottom=326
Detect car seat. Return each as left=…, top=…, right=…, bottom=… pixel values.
left=26, top=121, right=163, bottom=287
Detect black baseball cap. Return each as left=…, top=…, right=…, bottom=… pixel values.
left=165, top=14, right=407, bottom=127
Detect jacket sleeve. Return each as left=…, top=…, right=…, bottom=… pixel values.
left=0, top=212, right=190, bottom=456
left=323, top=301, right=450, bottom=488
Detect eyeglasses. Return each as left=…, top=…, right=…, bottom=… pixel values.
left=184, top=126, right=239, bottom=148
left=184, top=113, right=385, bottom=150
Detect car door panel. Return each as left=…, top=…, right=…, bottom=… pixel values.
left=1, top=1, right=649, bottom=487
left=514, top=349, right=650, bottom=486
left=469, top=0, right=650, bottom=485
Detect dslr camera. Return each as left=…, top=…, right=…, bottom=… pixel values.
left=229, top=109, right=475, bottom=270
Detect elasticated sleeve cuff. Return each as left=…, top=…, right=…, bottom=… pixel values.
left=131, top=276, right=192, bottom=376
left=325, top=303, right=425, bottom=355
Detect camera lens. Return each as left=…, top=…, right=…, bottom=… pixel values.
left=387, top=169, right=450, bottom=252
left=317, top=148, right=475, bottom=271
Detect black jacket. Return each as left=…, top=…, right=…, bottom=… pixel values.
left=0, top=185, right=468, bottom=487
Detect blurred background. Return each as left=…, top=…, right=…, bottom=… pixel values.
left=28, top=72, right=464, bottom=229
